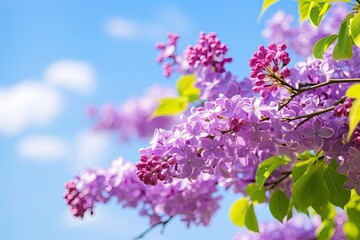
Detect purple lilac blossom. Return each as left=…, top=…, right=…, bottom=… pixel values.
left=64, top=158, right=221, bottom=227
left=139, top=32, right=360, bottom=196
left=88, top=85, right=179, bottom=141
left=235, top=213, right=347, bottom=240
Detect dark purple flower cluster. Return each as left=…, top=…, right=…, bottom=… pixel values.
left=64, top=158, right=221, bottom=227
left=334, top=98, right=353, bottom=117
left=185, top=32, right=232, bottom=73
left=249, top=43, right=291, bottom=97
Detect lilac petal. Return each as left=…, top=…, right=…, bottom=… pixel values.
left=302, top=128, right=315, bottom=137
left=200, top=138, right=212, bottom=148
left=213, top=149, right=225, bottom=159
left=337, top=164, right=349, bottom=174
left=292, top=131, right=302, bottom=141
left=318, top=128, right=334, bottom=138
left=219, top=162, right=231, bottom=178
left=191, top=158, right=205, bottom=169
left=182, top=164, right=192, bottom=177
left=356, top=184, right=360, bottom=196
left=344, top=180, right=355, bottom=189
left=348, top=147, right=360, bottom=157
left=202, top=165, right=214, bottom=174
left=258, top=121, right=271, bottom=130
left=350, top=157, right=360, bottom=172
left=313, top=135, right=323, bottom=148
left=237, top=147, right=248, bottom=158
left=269, top=142, right=277, bottom=154
left=258, top=141, right=270, bottom=150
left=249, top=128, right=260, bottom=141
left=312, top=118, right=321, bottom=130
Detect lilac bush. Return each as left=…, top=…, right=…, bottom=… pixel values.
left=65, top=1, right=360, bottom=239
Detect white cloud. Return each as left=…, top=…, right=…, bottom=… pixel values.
left=106, top=17, right=139, bottom=39
left=72, top=131, right=110, bottom=169
left=105, top=6, right=192, bottom=40
left=0, top=81, right=63, bottom=135
left=17, top=135, right=67, bottom=161
left=44, top=60, right=96, bottom=94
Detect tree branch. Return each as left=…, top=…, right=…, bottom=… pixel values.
left=133, top=216, right=174, bottom=240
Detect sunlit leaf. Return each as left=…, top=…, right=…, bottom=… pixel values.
left=313, top=34, right=337, bottom=59
left=350, top=12, right=360, bottom=48
left=151, top=97, right=187, bottom=118
left=259, top=0, right=280, bottom=19
left=256, top=155, right=291, bottom=189
left=229, top=197, right=248, bottom=227
left=346, top=84, right=360, bottom=98
left=309, top=2, right=331, bottom=27
left=177, top=74, right=200, bottom=103
left=347, top=98, right=360, bottom=140
left=298, top=0, right=311, bottom=22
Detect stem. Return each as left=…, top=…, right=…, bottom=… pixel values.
left=298, top=78, right=360, bottom=93
left=133, top=216, right=174, bottom=240
left=279, top=78, right=360, bottom=110
left=282, top=96, right=346, bottom=128
left=265, top=171, right=292, bottom=190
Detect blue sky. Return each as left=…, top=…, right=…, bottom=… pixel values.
left=0, top=1, right=300, bottom=239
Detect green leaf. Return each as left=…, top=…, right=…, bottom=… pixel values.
left=350, top=12, right=360, bottom=48
left=313, top=34, right=337, bottom=59
left=229, top=198, right=248, bottom=227
left=259, top=0, right=280, bottom=19
left=333, top=14, right=354, bottom=60
left=347, top=84, right=360, bottom=98
left=293, top=172, right=329, bottom=211
left=286, top=197, right=293, bottom=220
left=245, top=204, right=259, bottom=232
left=256, top=155, right=290, bottom=189
left=333, top=38, right=353, bottom=60
left=322, top=160, right=350, bottom=208
left=347, top=98, right=360, bottom=140
left=151, top=97, right=187, bottom=118
left=338, top=15, right=352, bottom=52
left=177, top=74, right=200, bottom=103
left=315, top=219, right=335, bottom=240
left=298, top=0, right=311, bottom=22
left=269, top=189, right=289, bottom=222
left=292, top=158, right=315, bottom=182
left=309, top=2, right=331, bottom=27
left=246, top=183, right=266, bottom=203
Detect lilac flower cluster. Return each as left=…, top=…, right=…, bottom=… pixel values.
left=64, top=158, right=221, bottom=227
left=88, top=85, right=178, bottom=141
left=185, top=32, right=232, bottom=73
left=249, top=42, right=291, bottom=97
left=139, top=32, right=360, bottom=197
left=155, top=32, right=252, bottom=102
left=235, top=213, right=347, bottom=240
left=155, top=33, right=193, bottom=78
